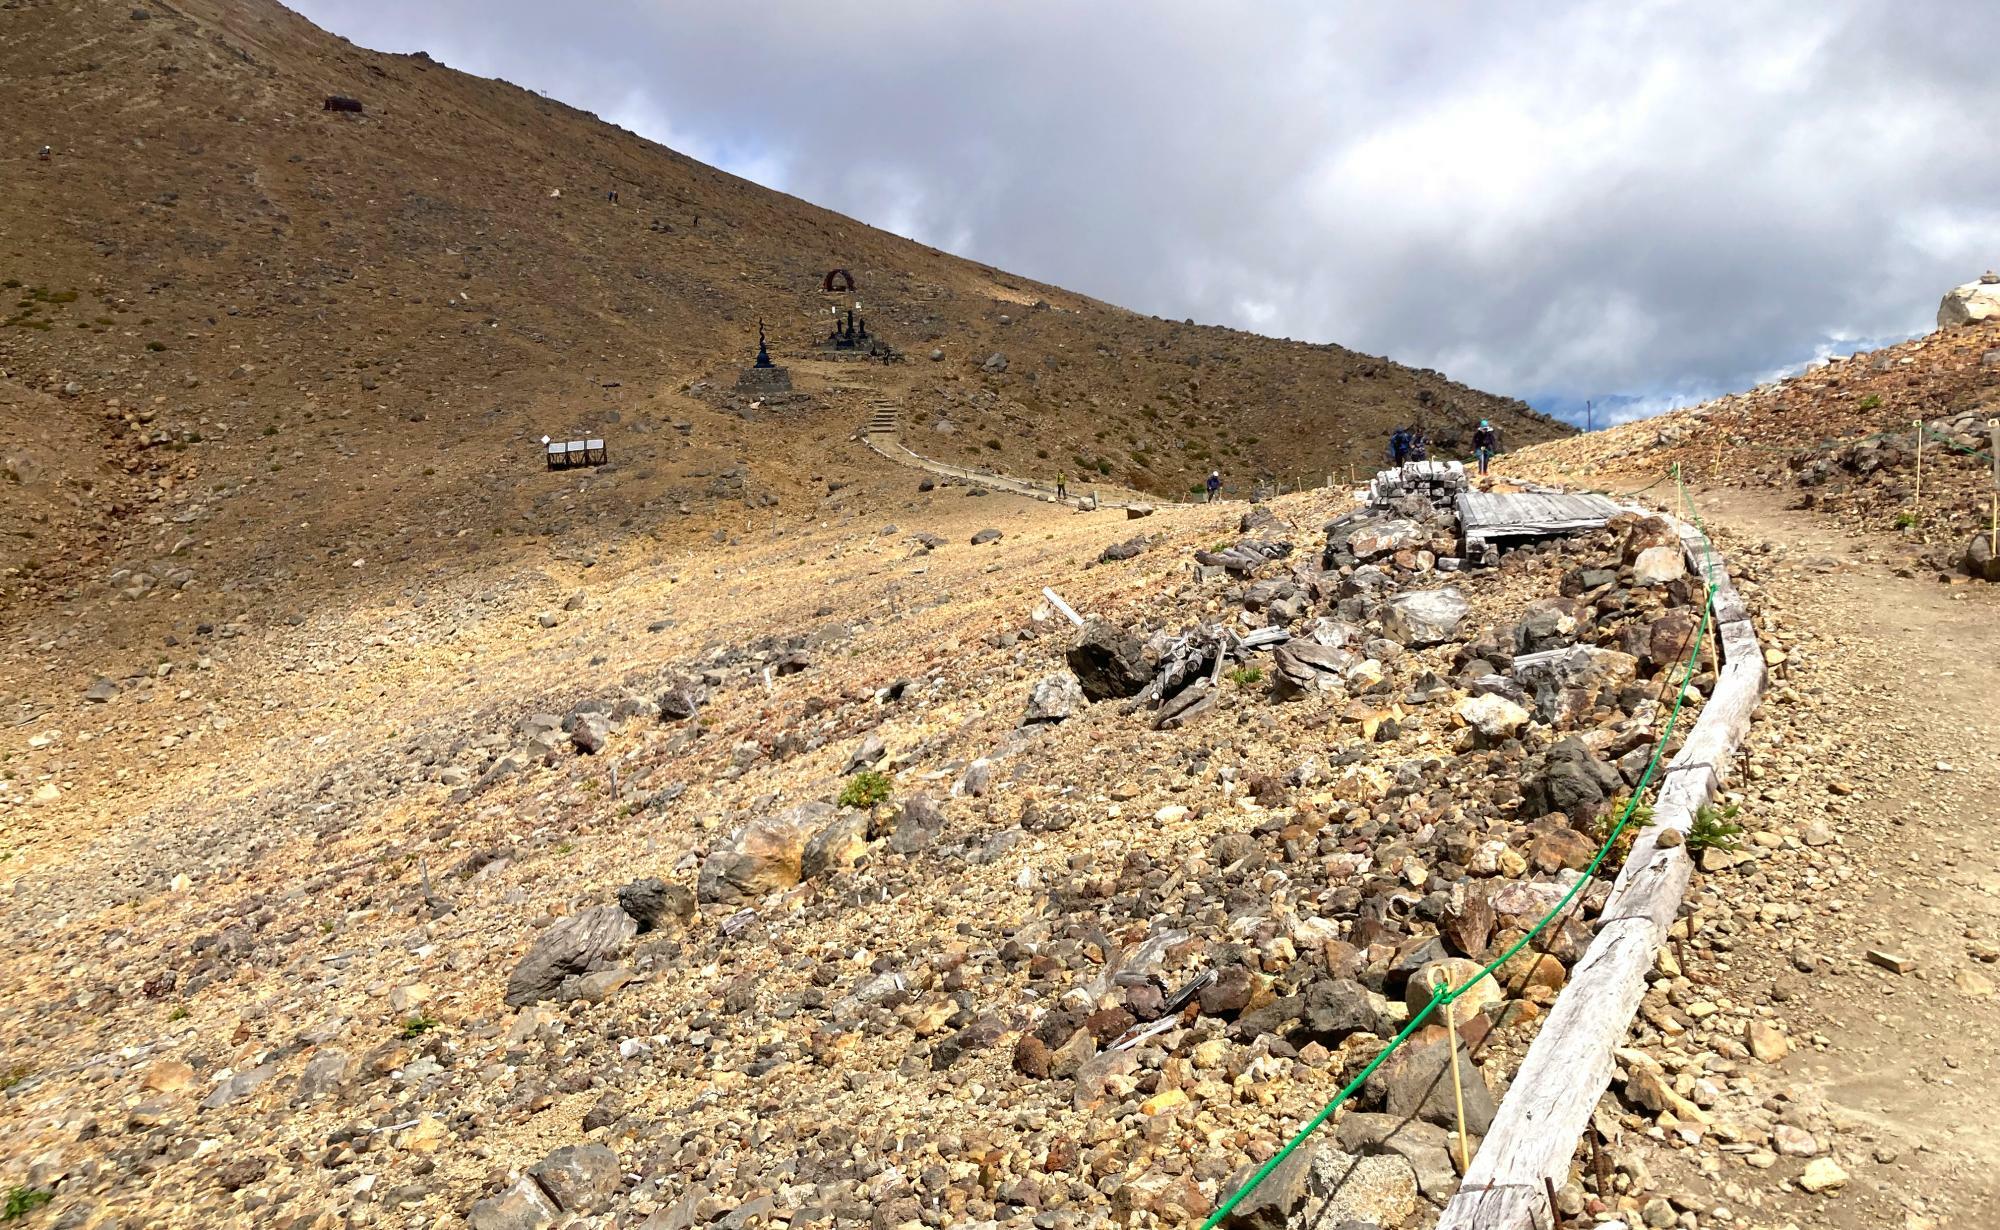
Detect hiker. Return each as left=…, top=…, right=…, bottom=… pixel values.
left=1471, top=419, right=1499, bottom=475
left=1407, top=429, right=1429, bottom=462
left=1055, top=471, right=1067, bottom=499
left=1205, top=470, right=1222, bottom=503
left=1388, top=427, right=1411, bottom=466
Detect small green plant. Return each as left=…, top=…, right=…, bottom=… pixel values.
left=839, top=769, right=892, bottom=809
left=145, top=340, right=167, bottom=352
left=1226, top=666, right=1263, bottom=687
left=1858, top=394, right=1881, bottom=411
left=0, top=280, right=19, bottom=290
left=262, top=424, right=278, bottom=436
left=554, top=841, right=575, bottom=855
left=4, top=1187, right=54, bottom=1221
left=1689, top=802, right=1744, bottom=852
left=399, top=1015, right=440, bottom=1039
left=166, top=1005, right=189, bottom=1022
left=0, top=1063, right=30, bottom=1091
left=1894, top=511, right=1919, bottom=530
left=1596, top=792, right=1658, bottom=865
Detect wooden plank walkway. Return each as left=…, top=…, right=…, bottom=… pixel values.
left=1457, top=490, right=1634, bottom=548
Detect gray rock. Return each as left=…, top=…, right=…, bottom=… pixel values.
left=971, top=527, right=1003, bottom=545
left=570, top=713, right=611, bottom=755
left=1365, top=1034, right=1498, bottom=1134
left=929, top=347, right=944, bottom=361
left=530, top=1143, right=622, bottom=1213
left=467, top=1178, right=558, bottom=1230
left=504, top=906, right=638, bottom=1007
left=84, top=677, right=119, bottom=703
left=1023, top=672, right=1084, bottom=724
left=1334, top=1113, right=1470, bottom=1204
left=1220, top=1143, right=1310, bottom=1230
left=1383, top=587, right=1470, bottom=647
left=201, top=1063, right=278, bottom=1110
left=616, top=878, right=693, bottom=932
left=1305, top=1146, right=1420, bottom=1229
left=658, top=678, right=704, bottom=721
left=1519, top=736, right=1622, bottom=822
left=981, top=352, right=1009, bottom=373
left=843, top=734, right=887, bottom=773
left=293, top=1049, right=353, bottom=1102
left=1066, top=619, right=1150, bottom=700
left=889, top=794, right=943, bottom=854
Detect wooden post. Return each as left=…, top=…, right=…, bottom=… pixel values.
left=1434, top=970, right=1472, bottom=1172
left=1990, top=420, right=1999, bottom=552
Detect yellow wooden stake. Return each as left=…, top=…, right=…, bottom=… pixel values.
left=1991, top=421, right=2000, bottom=553
left=1432, top=970, right=1472, bottom=1173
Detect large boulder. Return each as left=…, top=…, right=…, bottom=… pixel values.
left=1066, top=619, right=1151, bottom=700
left=1963, top=532, right=2000, bottom=582
left=1631, top=544, right=1686, bottom=586
left=1455, top=692, right=1529, bottom=741
left=800, top=810, right=870, bottom=880
left=697, top=801, right=835, bottom=903
left=1514, top=598, right=1579, bottom=653
left=1273, top=641, right=1355, bottom=698
left=504, top=906, right=638, bottom=1007
left=1348, top=518, right=1425, bottom=561
left=1939, top=274, right=2000, bottom=328
left=1513, top=644, right=1639, bottom=726
left=530, top=1144, right=623, bottom=1214
left=1519, top=735, right=1622, bottom=822
left=1365, top=1033, right=1498, bottom=1134
left=1384, top=587, right=1470, bottom=647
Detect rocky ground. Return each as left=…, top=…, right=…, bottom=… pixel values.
left=1, top=458, right=1739, bottom=1230
left=1512, top=319, right=2000, bottom=583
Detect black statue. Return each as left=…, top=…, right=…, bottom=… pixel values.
left=754, top=320, right=774, bottom=369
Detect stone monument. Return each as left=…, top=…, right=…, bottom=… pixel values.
left=734, top=320, right=793, bottom=394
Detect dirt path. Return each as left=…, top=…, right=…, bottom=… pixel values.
left=860, top=416, right=1190, bottom=511
left=1630, top=479, right=2000, bottom=1230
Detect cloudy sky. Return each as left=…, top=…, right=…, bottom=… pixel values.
left=294, top=1, right=1999, bottom=424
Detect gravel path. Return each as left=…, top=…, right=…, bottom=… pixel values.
left=1617, top=480, right=2000, bottom=1230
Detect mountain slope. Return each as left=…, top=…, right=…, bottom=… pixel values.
left=0, top=0, right=1566, bottom=619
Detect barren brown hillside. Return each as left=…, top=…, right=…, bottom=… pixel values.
left=0, top=0, right=1565, bottom=627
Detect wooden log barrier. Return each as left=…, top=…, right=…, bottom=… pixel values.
left=1433, top=515, right=1767, bottom=1230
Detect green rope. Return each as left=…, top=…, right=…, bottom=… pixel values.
left=1199, top=465, right=1721, bottom=1230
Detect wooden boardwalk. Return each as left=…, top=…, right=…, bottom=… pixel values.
left=1457, top=490, right=1634, bottom=550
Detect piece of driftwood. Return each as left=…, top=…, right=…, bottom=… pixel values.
left=1434, top=515, right=1766, bottom=1230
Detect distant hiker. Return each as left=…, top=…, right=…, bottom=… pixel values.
left=1056, top=471, right=1068, bottom=499
left=37, top=145, right=52, bottom=161
left=1205, top=471, right=1222, bottom=503
left=1471, top=419, right=1499, bottom=475
left=1388, top=427, right=1411, bottom=466
left=1407, top=430, right=1429, bottom=462
left=607, top=189, right=619, bottom=204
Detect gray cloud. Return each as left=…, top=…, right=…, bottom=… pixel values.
left=294, top=0, right=2000, bottom=420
